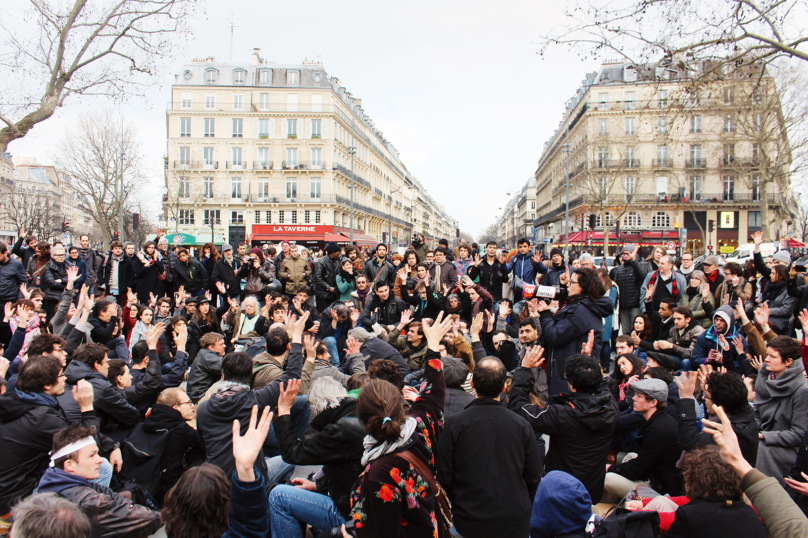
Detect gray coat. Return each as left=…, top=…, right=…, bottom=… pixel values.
left=766, top=286, right=798, bottom=335
left=754, top=361, right=808, bottom=485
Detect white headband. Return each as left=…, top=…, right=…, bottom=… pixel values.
left=49, top=437, right=96, bottom=467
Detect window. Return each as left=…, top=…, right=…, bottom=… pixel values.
left=259, top=93, right=269, bottom=111
left=723, top=87, right=734, bottom=105
left=232, top=118, right=243, bottom=138
left=178, top=177, right=189, bottom=198
left=658, top=90, right=668, bottom=108
left=231, top=210, right=244, bottom=224
left=656, top=116, right=669, bottom=134
left=260, top=69, right=272, bottom=84
left=279, top=210, right=285, bottom=224
left=180, top=118, right=191, bottom=137
left=598, top=177, right=609, bottom=196
left=624, top=92, right=636, bottom=110
left=233, top=70, right=245, bottom=84
left=232, top=147, right=242, bottom=165
left=755, top=113, right=763, bottom=132
left=752, top=143, right=761, bottom=164
left=311, top=119, right=322, bottom=138
left=625, top=211, right=641, bottom=227
left=657, top=145, right=669, bottom=161
left=723, top=175, right=735, bottom=200
left=690, top=115, right=702, bottom=133
left=311, top=148, right=322, bottom=167
left=258, top=147, right=269, bottom=166
left=179, top=147, right=190, bottom=165
left=266, top=210, right=272, bottom=224
left=287, top=71, right=299, bottom=86
left=258, top=119, right=269, bottom=137
left=204, top=209, right=221, bottom=224
left=315, top=210, right=321, bottom=223
left=286, top=177, right=297, bottom=198
left=690, top=176, right=702, bottom=199
left=597, top=146, right=609, bottom=168
left=598, top=92, right=609, bottom=109
left=286, top=147, right=298, bottom=167
left=258, top=179, right=269, bottom=199
left=203, top=147, right=214, bottom=165
left=686, top=92, right=701, bottom=107
left=304, top=210, right=311, bottom=223
left=724, top=114, right=735, bottom=133
left=291, top=210, right=297, bottom=224
left=689, top=144, right=702, bottom=161
left=178, top=209, right=194, bottom=225
left=596, top=212, right=613, bottom=227
left=625, top=146, right=637, bottom=167
left=203, top=177, right=214, bottom=198
left=310, top=177, right=321, bottom=198
left=652, top=211, right=670, bottom=227
left=181, top=93, right=192, bottom=109
left=625, top=117, right=636, bottom=135
left=205, top=95, right=216, bottom=110
left=625, top=176, right=636, bottom=197
left=531, top=201, right=536, bottom=209
left=204, top=69, right=217, bottom=84
left=752, top=175, right=761, bottom=201
left=748, top=211, right=762, bottom=228
left=723, top=143, right=735, bottom=165
left=231, top=177, right=242, bottom=199
left=287, top=119, right=297, bottom=137
left=233, top=94, right=244, bottom=110
left=598, top=118, right=609, bottom=136
left=204, top=118, right=214, bottom=137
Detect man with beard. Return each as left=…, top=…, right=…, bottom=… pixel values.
left=362, top=244, right=395, bottom=286
left=506, top=239, right=548, bottom=301
left=543, top=247, right=572, bottom=287
left=210, top=244, right=241, bottom=301
left=78, top=234, right=100, bottom=294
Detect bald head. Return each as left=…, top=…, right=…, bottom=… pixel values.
left=472, top=357, right=507, bottom=399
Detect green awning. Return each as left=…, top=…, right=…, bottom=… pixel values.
left=164, top=233, right=197, bottom=246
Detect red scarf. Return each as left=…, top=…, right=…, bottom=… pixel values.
left=705, top=270, right=719, bottom=284
left=648, top=271, right=679, bottom=301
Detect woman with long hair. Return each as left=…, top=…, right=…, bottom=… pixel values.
left=535, top=267, right=614, bottom=396
left=26, top=241, right=51, bottom=287
left=645, top=245, right=666, bottom=272
left=609, top=353, right=645, bottom=411
left=632, top=313, right=653, bottom=345
left=762, top=264, right=797, bottom=334
left=597, top=268, right=618, bottom=372
left=189, top=297, right=219, bottom=360
left=128, top=306, right=154, bottom=352
left=393, top=250, right=422, bottom=298
left=133, top=241, right=166, bottom=306
left=201, top=242, right=220, bottom=302
left=336, top=258, right=357, bottom=302
left=347, top=313, right=453, bottom=537
left=684, top=270, right=715, bottom=328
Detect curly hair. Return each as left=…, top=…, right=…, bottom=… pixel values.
left=367, top=359, right=404, bottom=390
left=682, top=445, right=743, bottom=500
left=162, top=464, right=231, bottom=538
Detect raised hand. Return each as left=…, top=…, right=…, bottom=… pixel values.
left=72, top=379, right=95, bottom=411
left=631, top=331, right=641, bottom=347
left=397, top=268, right=407, bottom=282
left=398, top=308, right=413, bottom=327
left=559, top=271, right=570, bottom=286
left=731, top=335, right=745, bottom=355
left=750, top=355, right=763, bottom=371
left=145, top=322, right=166, bottom=349
left=3, top=302, right=13, bottom=322
left=289, top=311, right=309, bottom=343
left=277, top=380, right=302, bottom=415
left=423, top=311, right=453, bottom=351
left=752, top=231, right=764, bottom=248
left=532, top=251, right=542, bottom=264
left=19, top=284, right=31, bottom=300
left=701, top=282, right=710, bottom=299
left=717, top=334, right=730, bottom=351
left=303, top=334, right=317, bottom=359
left=581, top=329, right=595, bottom=356
left=675, top=371, right=698, bottom=400
left=720, top=293, right=730, bottom=306
left=645, top=284, right=655, bottom=301
left=149, top=292, right=158, bottom=306
left=733, top=300, right=749, bottom=325
left=205, top=290, right=212, bottom=301
left=799, top=309, right=808, bottom=338
left=232, top=405, right=273, bottom=482
left=521, top=345, right=545, bottom=369
left=469, top=311, right=485, bottom=340
left=344, top=335, right=362, bottom=356
left=66, top=265, right=79, bottom=286
left=462, top=274, right=475, bottom=288
left=216, top=281, right=227, bottom=295
left=350, top=307, right=360, bottom=325
left=127, top=288, right=137, bottom=306
left=498, top=301, right=512, bottom=319
left=17, top=304, right=32, bottom=326
left=473, top=253, right=481, bottom=267
left=754, top=303, right=770, bottom=329
left=174, top=322, right=188, bottom=351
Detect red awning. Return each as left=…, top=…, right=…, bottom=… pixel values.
left=350, top=233, right=378, bottom=246
left=252, top=234, right=324, bottom=242
left=324, top=233, right=352, bottom=243
left=784, top=238, right=806, bottom=248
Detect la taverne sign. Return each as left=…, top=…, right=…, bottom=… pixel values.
left=252, top=225, right=331, bottom=235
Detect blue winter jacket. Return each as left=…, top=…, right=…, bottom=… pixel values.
left=506, top=251, right=547, bottom=287
left=530, top=471, right=591, bottom=538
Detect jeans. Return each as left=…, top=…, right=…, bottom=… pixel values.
left=263, top=396, right=311, bottom=458
left=268, top=485, right=346, bottom=538
left=619, top=307, right=641, bottom=336
left=450, top=526, right=466, bottom=538
left=90, top=457, right=113, bottom=489
left=323, top=337, right=340, bottom=367
left=265, top=456, right=295, bottom=491
left=681, top=357, right=694, bottom=372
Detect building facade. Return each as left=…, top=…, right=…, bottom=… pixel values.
left=496, top=178, right=537, bottom=246
left=163, top=50, right=455, bottom=249
left=525, top=59, right=797, bottom=257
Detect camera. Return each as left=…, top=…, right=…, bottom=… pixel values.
left=328, top=520, right=357, bottom=537
left=412, top=234, right=423, bottom=246
left=793, top=260, right=807, bottom=273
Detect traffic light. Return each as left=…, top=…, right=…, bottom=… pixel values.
left=708, top=220, right=715, bottom=233
left=588, top=214, right=597, bottom=229
left=113, top=231, right=120, bottom=240
left=61, top=221, right=68, bottom=233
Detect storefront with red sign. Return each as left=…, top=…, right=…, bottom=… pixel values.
left=250, top=225, right=378, bottom=247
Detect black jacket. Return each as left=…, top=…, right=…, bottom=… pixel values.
left=612, top=259, right=649, bottom=310
left=173, top=257, right=208, bottom=292
left=275, top=398, right=365, bottom=515
left=88, top=315, right=119, bottom=346
left=132, top=255, right=165, bottom=305
left=665, top=498, right=769, bottom=538
left=608, top=408, right=684, bottom=496
left=59, top=360, right=140, bottom=435
left=100, top=253, right=136, bottom=295
left=362, top=257, right=395, bottom=286
left=210, top=257, right=242, bottom=298
left=0, top=392, right=115, bottom=514
left=468, top=257, right=508, bottom=301
left=313, top=255, right=340, bottom=300
left=359, top=291, right=408, bottom=329
left=41, top=259, right=74, bottom=302
left=359, top=336, right=411, bottom=375
left=402, top=288, right=444, bottom=322
left=186, top=348, right=223, bottom=403
left=508, top=372, right=618, bottom=503
left=11, top=236, right=35, bottom=270
left=0, top=257, right=27, bottom=302
left=676, top=399, right=759, bottom=466
left=437, top=398, right=542, bottom=538
left=197, top=342, right=305, bottom=492
left=118, top=352, right=162, bottom=414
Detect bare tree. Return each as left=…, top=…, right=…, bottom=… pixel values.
left=163, top=170, right=206, bottom=234
left=478, top=223, right=500, bottom=245
left=1, top=190, right=63, bottom=240
left=793, top=203, right=808, bottom=244
left=56, top=111, right=149, bottom=244
left=538, top=0, right=808, bottom=79
left=0, top=0, right=195, bottom=153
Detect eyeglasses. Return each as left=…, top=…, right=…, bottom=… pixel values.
left=176, top=400, right=194, bottom=407
left=53, top=253, right=65, bottom=257
left=570, top=279, right=580, bottom=285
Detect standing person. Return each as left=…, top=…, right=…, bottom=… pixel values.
left=613, top=245, right=649, bottom=336
left=280, top=244, right=312, bottom=300
left=210, top=243, right=241, bottom=303
left=99, top=241, right=135, bottom=307
left=470, top=241, right=509, bottom=302
left=67, top=246, right=88, bottom=296
left=362, top=244, right=395, bottom=287
left=313, top=242, right=341, bottom=314
left=598, top=268, right=618, bottom=372
left=537, top=268, right=614, bottom=396
left=27, top=241, right=51, bottom=289
left=640, top=255, right=686, bottom=339
left=235, top=249, right=272, bottom=301
left=0, top=242, right=27, bottom=314
left=132, top=241, right=165, bottom=306
left=12, top=230, right=37, bottom=270
left=437, top=356, right=542, bottom=538
left=123, top=242, right=137, bottom=261
left=543, top=247, right=573, bottom=287
left=678, top=251, right=696, bottom=278
left=754, top=335, right=808, bottom=486
left=200, top=242, right=219, bottom=301
left=77, top=234, right=100, bottom=295
left=701, top=255, right=725, bottom=298
left=410, top=233, right=427, bottom=261
left=274, top=240, right=292, bottom=277
left=429, top=247, right=458, bottom=297
left=336, top=258, right=357, bottom=302
left=452, top=244, right=473, bottom=280
left=155, top=236, right=177, bottom=299
left=645, top=245, right=665, bottom=273
left=438, top=238, right=454, bottom=262
left=173, top=248, right=208, bottom=298
left=506, top=239, right=547, bottom=301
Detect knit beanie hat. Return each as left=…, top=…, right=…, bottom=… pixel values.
left=550, top=248, right=562, bottom=258
left=325, top=242, right=341, bottom=255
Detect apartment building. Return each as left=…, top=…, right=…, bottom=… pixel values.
left=496, top=177, right=537, bottom=246
left=529, top=59, right=797, bottom=256
left=0, top=152, right=15, bottom=243
left=163, top=50, right=455, bottom=249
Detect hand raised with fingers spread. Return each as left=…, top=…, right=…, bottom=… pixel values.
left=799, top=308, right=808, bottom=337
left=232, top=405, right=273, bottom=482
left=277, top=380, right=302, bottom=416
left=3, top=301, right=13, bottom=322
left=289, top=311, right=309, bottom=343
left=521, top=345, right=545, bottom=369
left=17, top=304, right=32, bottom=326
left=731, top=335, right=745, bottom=355
left=423, top=311, right=454, bottom=351
left=19, top=284, right=31, bottom=300
left=581, top=330, right=595, bottom=356
left=174, top=322, right=188, bottom=351
left=754, top=303, right=770, bottom=329
left=750, top=355, right=763, bottom=371
left=145, top=322, right=166, bottom=350
left=303, top=334, right=317, bottom=360
left=344, top=335, right=361, bottom=356
left=216, top=281, right=227, bottom=295
left=675, top=371, right=698, bottom=400
left=469, top=311, right=485, bottom=341
left=66, top=265, right=79, bottom=286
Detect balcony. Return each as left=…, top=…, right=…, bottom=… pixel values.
left=252, top=161, right=274, bottom=170
left=623, top=159, right=640, bottom=168
left=226, top=162, right=247, bottom=170
left=652, top=158, right=673, bottom=168
left=721, top=156, right=736, bottom=167
left=689, top=193, right=779, bottom=204
left=594, top=160, right=622, bottom=169
left=686, top=158, right=707, bottom=168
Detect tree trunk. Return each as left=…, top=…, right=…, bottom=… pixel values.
left=760, top=177, right=771, bottom=240
left=0, top=91, right=61, bottom=154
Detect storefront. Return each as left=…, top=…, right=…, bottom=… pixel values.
left=249, top=224, right=376, bottom=248
left=553, top=230, right=680, bottom=256
left=717, top=211, right=739, bottom=256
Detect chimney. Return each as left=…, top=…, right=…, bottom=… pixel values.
left=251, top=48, right=261, bottom=65
left=354, top=99, right=362, bottom=107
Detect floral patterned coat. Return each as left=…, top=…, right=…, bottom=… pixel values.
left=350, top=350, right=449, bottom=538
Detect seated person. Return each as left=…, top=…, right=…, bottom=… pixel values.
left=604, top=378, right=684, bottom=502
left=387, top=310, right=428, bottom=371
left=359, top=281, right=408, bottom=330
left=186, top=332, right=226, bottom=403
left=530, top=471, right=592, bottom=538
left=645, top=306, right=705, bottom=371
left=643, top=366, right=679, bottom=419
left=608, top=352, right=645, bottom=412
left=615, top=334, right=647, bottom=363
left=692, top=306, right=752, bottom=374
left=37, top=424, right=162, bottom=538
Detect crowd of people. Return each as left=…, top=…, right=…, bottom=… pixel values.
left=0, top=227, right=807, bottom=538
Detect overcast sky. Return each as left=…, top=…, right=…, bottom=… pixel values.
left=7, top=0, right=604, bottom=238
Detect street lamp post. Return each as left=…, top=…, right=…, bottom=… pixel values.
left=562, top=140, right=571, bottom=260
left=348, top=146, right=356, bottom=244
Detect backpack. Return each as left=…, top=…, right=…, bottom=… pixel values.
left=590, top=507, right=660, bottom=538
left=119, top=423, right=170, bottom=496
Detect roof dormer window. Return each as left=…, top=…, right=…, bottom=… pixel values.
left=260, top=69, right=272, bottom=84
left=204, top=68, right=218, bottom=84
left=287, top=70, right=299, bottom=86
left=233, top=69, right=246, bottom=85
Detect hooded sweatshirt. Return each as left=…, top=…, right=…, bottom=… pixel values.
left=692, top=305, right=750, bottom=373
left=530, top=471, right=591, bottom=538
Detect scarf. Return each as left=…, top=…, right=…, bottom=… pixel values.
left=338, top=265, right=356, bottom=285
left=356, top=287, right=370, bottom=305
left=361, top=416, right=418, bottom=466
left=686, top=286, right=700, bottom=299
left=15, top=389, right=58, bottom=408
left=110, top=254, right=123, bottom=291
left=648, top=270, right=679, bottom=301
left=761, top=280, right=785, bottom=304
left=705, top=269, right=719, bottom=284
left=434, top=260, right=448, bottom=291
